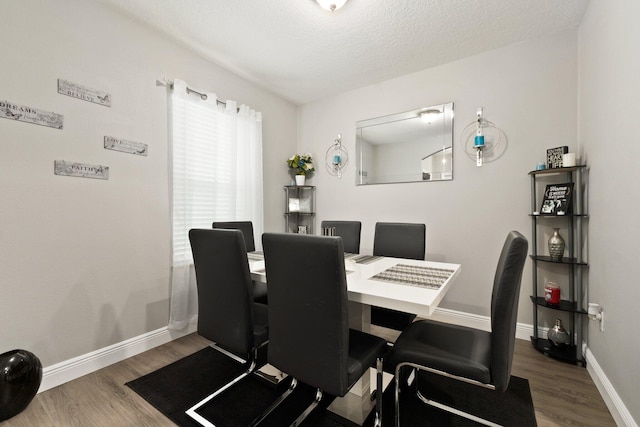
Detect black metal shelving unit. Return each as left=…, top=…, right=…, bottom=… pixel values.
left=284, top=185, right=316, bottom=234
left=529, top=166, right=588, bottom=366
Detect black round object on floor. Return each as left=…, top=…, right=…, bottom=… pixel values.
left=0, top=349, right=43, bottom=421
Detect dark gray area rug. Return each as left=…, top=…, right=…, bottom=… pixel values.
left=126, top=346, right=536, bottom=426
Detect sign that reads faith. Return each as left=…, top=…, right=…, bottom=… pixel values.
left=0, top=100, right=63, bottom=129
left=104, top=136, right=148, bottom=156
left=54, top=160, right=109, bottom=180
left=58, top=79, right=111, bottom=107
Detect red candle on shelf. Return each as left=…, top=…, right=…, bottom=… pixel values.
left=544, top=282, right=561, bottom=304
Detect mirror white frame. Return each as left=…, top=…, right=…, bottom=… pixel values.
left=356, top=102, right=454, bottom=185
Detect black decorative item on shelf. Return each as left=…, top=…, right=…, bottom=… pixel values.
left=546, top=146, right=568, bottom=168
left=528, top=165, right=588, bottom=366
left=540, top=182, right=573, bottom=214
left=0, top=349, right=42, bottom=421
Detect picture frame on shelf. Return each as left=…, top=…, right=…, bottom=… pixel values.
left=540, top=183, right=574, bottom=214
left=546, top=146, right=569, bottom=169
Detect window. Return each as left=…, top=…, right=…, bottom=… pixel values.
left=168, top=79, right=263, bottom=329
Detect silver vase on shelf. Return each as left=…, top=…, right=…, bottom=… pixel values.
left=548, top=228, right=565, bottom=261
left=548, top=318, right=570, bottom=346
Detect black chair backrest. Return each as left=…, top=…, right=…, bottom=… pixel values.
left=189, top=228, right=255, bottom=355
left=373, top=222, right=426, bottom=260
left=490, top=230, right=528, bottom=391
left=212, top=221, right=256, bottom=252
left=262, top=233, right=350, bottom=397
left=321, top=220, right=362, bottom=254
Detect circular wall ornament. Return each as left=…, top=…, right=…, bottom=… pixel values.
left=460, top=109, right=508, bottom=166
left=325, top=133, right=348, bottom=178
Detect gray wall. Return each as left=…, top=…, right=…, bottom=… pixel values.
left=0, top=0, right=297, bottom=367
left=580, top=0, right=640, bottom=423
left=299, top=31, right=579, bottom=324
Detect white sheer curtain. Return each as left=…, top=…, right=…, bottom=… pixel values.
left=168, top=79, right=263, bottom=330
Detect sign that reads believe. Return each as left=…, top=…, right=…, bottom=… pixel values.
left=58, top=79, right=111, bottom=107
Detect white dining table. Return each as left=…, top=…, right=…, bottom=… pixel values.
left=247, top=251, right=462, bottom=425
left=248, top=252, right=461, bottom=327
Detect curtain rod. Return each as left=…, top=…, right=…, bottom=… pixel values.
left=156, top=78, right=226, bottom=106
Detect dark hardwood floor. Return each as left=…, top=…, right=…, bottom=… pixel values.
left=3, top=331, right=615, bottom=426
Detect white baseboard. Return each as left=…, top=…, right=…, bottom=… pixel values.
left=39, top=308, right=636, bottom=427
left=429, top=307, right=534, bottom=341
left=584, top=346, right=638, bottom=427
left=39, top=323, right=197, bottom=393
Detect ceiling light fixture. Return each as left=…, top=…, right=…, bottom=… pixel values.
left=315, top=0, right=348, bottom=12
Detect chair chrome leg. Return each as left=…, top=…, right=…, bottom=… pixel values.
left=415, top=388, right=503, bottom=427
left=373, top=357, right=383, bottom=427
left=249, top=378, right=299, bottom=426
left=185, top=349, right=258, bottom=427
left=209, top=343, right=247, bottom=364
left=291, top=388, right=323, bottom=427
left=394, top=364, right=403, bottom=427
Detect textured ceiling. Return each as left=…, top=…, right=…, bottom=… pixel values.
left=97, top=0, right=590, bottom=105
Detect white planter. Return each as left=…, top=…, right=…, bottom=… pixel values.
left=295, top=175, right=306, bottom=186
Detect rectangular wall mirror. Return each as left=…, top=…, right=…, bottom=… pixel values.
left=356, top=102, right=454, bottom=185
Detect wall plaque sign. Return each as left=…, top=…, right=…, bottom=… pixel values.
left=57, top=79, right=111, bottom=107
left=54, top=160, right=109, bottom=180
left=546, top=146, right=569, bottom=169
left=0, top=100, right=63, bottom=129
left=104, top=136, right=148, bottom=156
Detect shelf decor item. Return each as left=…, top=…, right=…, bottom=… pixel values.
left=546, top=146, right=568, bottom=169
left=548, top=228, right=565, bottom=261
left=0, top=349, right=42, bottom=421
left=540, top=183, right=574, bottom=214
left=544, top=281, right=561, bottom=304
left=287, top=153, right=315, bottom=186
left=547, top=319, right=570, bottom=346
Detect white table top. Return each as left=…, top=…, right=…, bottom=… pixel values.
left=248, top=253, right=461, bottom=318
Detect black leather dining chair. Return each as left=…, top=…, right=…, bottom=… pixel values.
left=253, top=233, right=387, bottom=427
left=211, top=221, right=267, bottom=304
left=212, top=221, right=256, bottom=252
left=186, top=228, right=269, bottom=426
left=389, top=231, right=528, bottom=427
left=372, top=222, right=426, bottom=331
left=320, top=220, right=362, bottom=254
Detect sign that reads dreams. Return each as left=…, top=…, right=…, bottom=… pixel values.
left=540, top=183, right=574, bottom=214
left=0, top=100, right=63, bottom=129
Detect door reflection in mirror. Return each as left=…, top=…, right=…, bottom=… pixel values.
left=356, top=102, right=453, bottom=185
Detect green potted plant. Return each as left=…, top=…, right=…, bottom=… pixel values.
left=287, top=153, right=315, bottom=185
